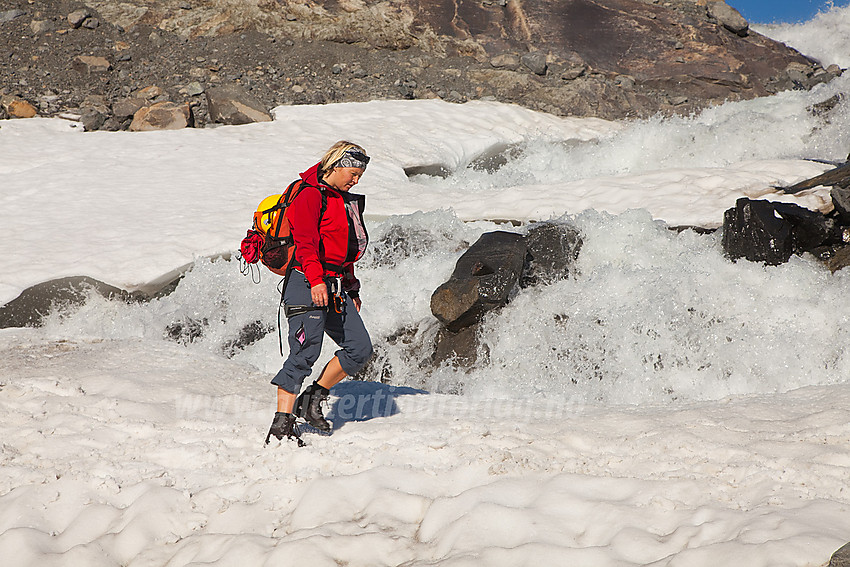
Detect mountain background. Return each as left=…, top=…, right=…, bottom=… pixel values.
left=0, top=0, right=842, bottom=128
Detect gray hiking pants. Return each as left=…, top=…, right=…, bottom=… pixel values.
left=271, top=270, right=373, bottom=394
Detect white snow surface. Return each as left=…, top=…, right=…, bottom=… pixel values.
left=4, top=13, right=850, bottom=565
left=2, top=328, right=850, bottom=567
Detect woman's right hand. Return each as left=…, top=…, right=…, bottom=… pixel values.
left=311, top=283, right=328, bottom=307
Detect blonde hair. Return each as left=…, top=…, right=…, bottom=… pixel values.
left=319, top=141, right=367, bottom=177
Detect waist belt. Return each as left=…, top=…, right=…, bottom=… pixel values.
left=322, top=261, right=345, bottom=275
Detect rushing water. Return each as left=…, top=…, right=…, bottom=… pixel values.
left=44, top=202, right=850, bottom=407
left=40, top=4, right=850, bottom=407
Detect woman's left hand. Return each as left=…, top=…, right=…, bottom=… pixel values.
left=353, top=297, right=362, bottom=312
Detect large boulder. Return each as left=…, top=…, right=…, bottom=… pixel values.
left=206, top=85, right=273, bottom=125
left=430, top=231, right=527, bottom=332
left=706, top=0, right=749, bottom=37
left=772, top=201, right=840, bottom=253
left=721, top=198, right=841, bottom=265
left=429, top=224, right=583, bottom=369
left=129, top=102, right=194, bottom=131
left=432, top=325, right=484, bottom=369
left=831, top=542, right=850, bottom=567
left=521, top=222, right=583, bottom=287
left=1, top=96, right=37, bottom=119
left=832, top=186, right=850, bottom=224
left=0, top=277, right=138, bottom=328
left=722, top=198, right=793, bottom=265
left=112, top=98, right=146, bottom=122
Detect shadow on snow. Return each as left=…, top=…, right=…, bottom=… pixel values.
left=325, top=381, right=427, bottom=431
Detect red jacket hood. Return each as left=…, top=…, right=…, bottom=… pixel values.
left=299, top=162, right=350, bottom=198
left=299, top=162, right=324, bottom=188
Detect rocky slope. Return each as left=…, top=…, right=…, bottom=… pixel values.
left=0, top=0, right=842, bottom=129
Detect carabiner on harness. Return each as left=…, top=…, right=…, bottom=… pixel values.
left=325, top=276, right=345, bottom=314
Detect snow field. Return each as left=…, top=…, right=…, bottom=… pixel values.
left=2, top=331, right=849, bottom=566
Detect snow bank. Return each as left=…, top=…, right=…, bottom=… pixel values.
left=2, top=331, right=848, bottom=566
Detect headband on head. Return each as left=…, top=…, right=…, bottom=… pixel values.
left=332, top=149, right=370, bottom=170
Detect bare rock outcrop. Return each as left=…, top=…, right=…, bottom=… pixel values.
left=77, top=0, right=833, bottom=119
left=0, top=0, right=841, bottom=128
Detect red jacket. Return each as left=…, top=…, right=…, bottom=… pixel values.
left=286, top=162, right=369, bottom=296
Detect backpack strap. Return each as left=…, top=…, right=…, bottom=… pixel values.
left=315, top=187, right=330, bottom=273
left=267, top=180, right=302, bottom=239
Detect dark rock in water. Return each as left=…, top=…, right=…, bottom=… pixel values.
left=359, top=325, right=433, bottom=384
left=830, top=542, right=850, bottom=567
left=668, top=225, right=718, bottom=235
left=521, top=222, right=583, bottom=287
left=722, top=198, right=841, bottom=265
left=467, top=143, right=522, bottom=173
left=0, top=276, right=141, bottom=328
left=782, top=162, right=850, bottom=194
left=429, top=225, right=585, bottom=372
left=826, top=246, right=850, bottom=273
left=403, top=164, right=452, bottom=178
left=832, top=186, right=850, bottom=224
left=221, top=320, right=275, bottom=358
left=369, top=224, right=449, bottom=267
left=206, top=85, right=273, bottom=125
left=358, top=343, right=390, bottom=383
left=431, top=231, right=527, bottom=332
left=722, top=198, right=793, bottom=265
left=433, top=325, right=485, bottom=369
left=165, top=317, right=207, bottom=345
left=772, top=201, right=841, bottom=253
left=809, top=94, right=844, bottom=117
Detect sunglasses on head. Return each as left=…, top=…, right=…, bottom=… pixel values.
left=345, top=150, right=370, bottom=164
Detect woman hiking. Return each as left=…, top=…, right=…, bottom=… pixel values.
left=265, top=141, right=373, bottom=446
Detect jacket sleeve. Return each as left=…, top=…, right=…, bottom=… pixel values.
left=287, top=185, right=325, bottom=287
left=342, top=263, right=360, bottom=298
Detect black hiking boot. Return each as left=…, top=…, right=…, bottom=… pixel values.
left=293, top=381, right=331, bottom=432
left=265, top=412, right=305, bottom=447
